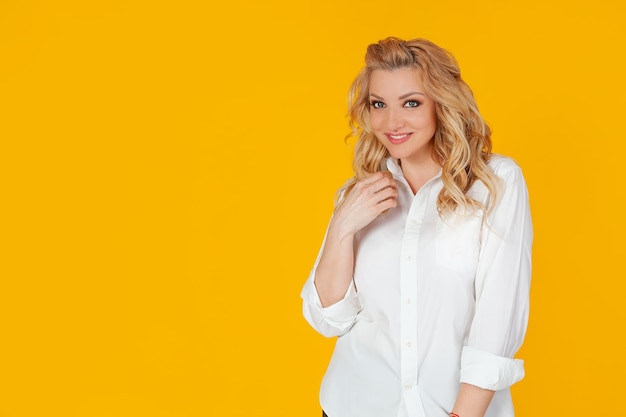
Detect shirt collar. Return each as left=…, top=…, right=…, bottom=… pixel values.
left=384, top=157, right=443, bottom=181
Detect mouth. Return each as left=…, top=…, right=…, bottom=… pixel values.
left=385, top=132, right=412, bottom=144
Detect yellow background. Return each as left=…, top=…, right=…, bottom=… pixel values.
left=1, top=0, right=624, bottom=416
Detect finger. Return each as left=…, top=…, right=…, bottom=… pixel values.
left=370, top=186, right=398, bottom=205
left=352, top=178, right=397, bottom=207
left=372, top=176, right=397, bottom=193
left=376, top=196, right=397, bottom=214
left=358, top=171, right=391, bottom=186
left=378, top=184, right=398, bottom=198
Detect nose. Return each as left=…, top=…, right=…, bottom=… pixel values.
left=385, top=107, right=405, bottom=131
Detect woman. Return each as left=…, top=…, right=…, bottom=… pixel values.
left=301, top=37, right=532, bottom=417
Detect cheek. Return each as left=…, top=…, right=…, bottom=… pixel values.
left=426, top=116, right=438, bottom=133
left=368, top=115, right=387, bottom=144
left=368, top=112, right=383, bottom=131
left=427, top=109, right=438, bottom=131
left=369, top=117, right=387, bottom=143
left=413, top=111, right=437, bottom=133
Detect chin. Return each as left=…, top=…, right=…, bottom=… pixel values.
left=387, top=149, right=410, bottom=160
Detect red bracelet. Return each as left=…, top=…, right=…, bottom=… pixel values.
left=449, top=413, right=460, bottom=417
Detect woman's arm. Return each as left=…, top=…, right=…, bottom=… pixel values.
left=449, top=383, right=495, bottom=417
left=314, top=172, right=397, bottom=306
left=453, top=158, right=532, bottom=415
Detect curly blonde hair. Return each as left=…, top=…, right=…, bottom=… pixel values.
left=344, top=37, right=500, bottom=215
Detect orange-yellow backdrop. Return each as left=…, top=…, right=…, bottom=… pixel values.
left=1, top=0, right=624, bottom=416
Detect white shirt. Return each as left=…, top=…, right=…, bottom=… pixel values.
left=301, top=155, right=532, bottom=417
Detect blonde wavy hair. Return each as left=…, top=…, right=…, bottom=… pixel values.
left=344, top=37, right=500, bottom=215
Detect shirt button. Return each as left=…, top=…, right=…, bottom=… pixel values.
left=404, top=384, right=412, bottom=390
left=406, top=298, right=412, bottom=304
left=406, top=255, right=412, bottom=261
left=406, top=342, right=412, bottom=348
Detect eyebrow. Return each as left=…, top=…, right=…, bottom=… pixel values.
left=370, top=92, right=425, bottom=100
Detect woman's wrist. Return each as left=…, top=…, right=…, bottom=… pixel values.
left=327, top=219, right=356, bottom=244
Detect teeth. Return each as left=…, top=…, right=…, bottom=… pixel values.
left=390, top=134, right=409, bottom=139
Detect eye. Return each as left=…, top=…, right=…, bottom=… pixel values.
left=370, top=101, right=385, bottom=109
left=404, top=100, right=421, bottom=108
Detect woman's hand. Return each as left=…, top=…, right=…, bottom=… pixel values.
left=314, top=171, right=398, bottom=307
left=330, top=172, right=398, bottom=240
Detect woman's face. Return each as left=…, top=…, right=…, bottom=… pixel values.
left=368, top=67, right=437, bottom=167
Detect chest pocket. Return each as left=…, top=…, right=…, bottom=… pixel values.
left=435, top=214, right=482, bottom=276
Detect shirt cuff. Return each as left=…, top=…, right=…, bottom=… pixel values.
left=301, top=273, right=360, bottom=322
left=459, top=346, right=525, bottom=391
left=301, top=269, right=361, bottom=336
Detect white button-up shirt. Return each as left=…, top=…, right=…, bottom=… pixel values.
left=301, top=155, right=532, bottom=417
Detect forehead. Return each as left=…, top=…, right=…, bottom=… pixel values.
left=369, top=67, right=425, bottom=95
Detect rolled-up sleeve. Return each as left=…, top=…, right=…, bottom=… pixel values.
left=301, top=271, right=361, bottom=337
left=300, top=219, right=362, bottom=338
left=461, top=160, right=533, bottom=391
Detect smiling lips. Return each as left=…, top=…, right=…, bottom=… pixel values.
left=385, top=132, right=413, bottom=145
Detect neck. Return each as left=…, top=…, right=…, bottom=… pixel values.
left=399, top=154, right=441, bottom=194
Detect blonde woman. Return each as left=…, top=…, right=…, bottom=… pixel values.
left=301, top=38, right=532, bottom=417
